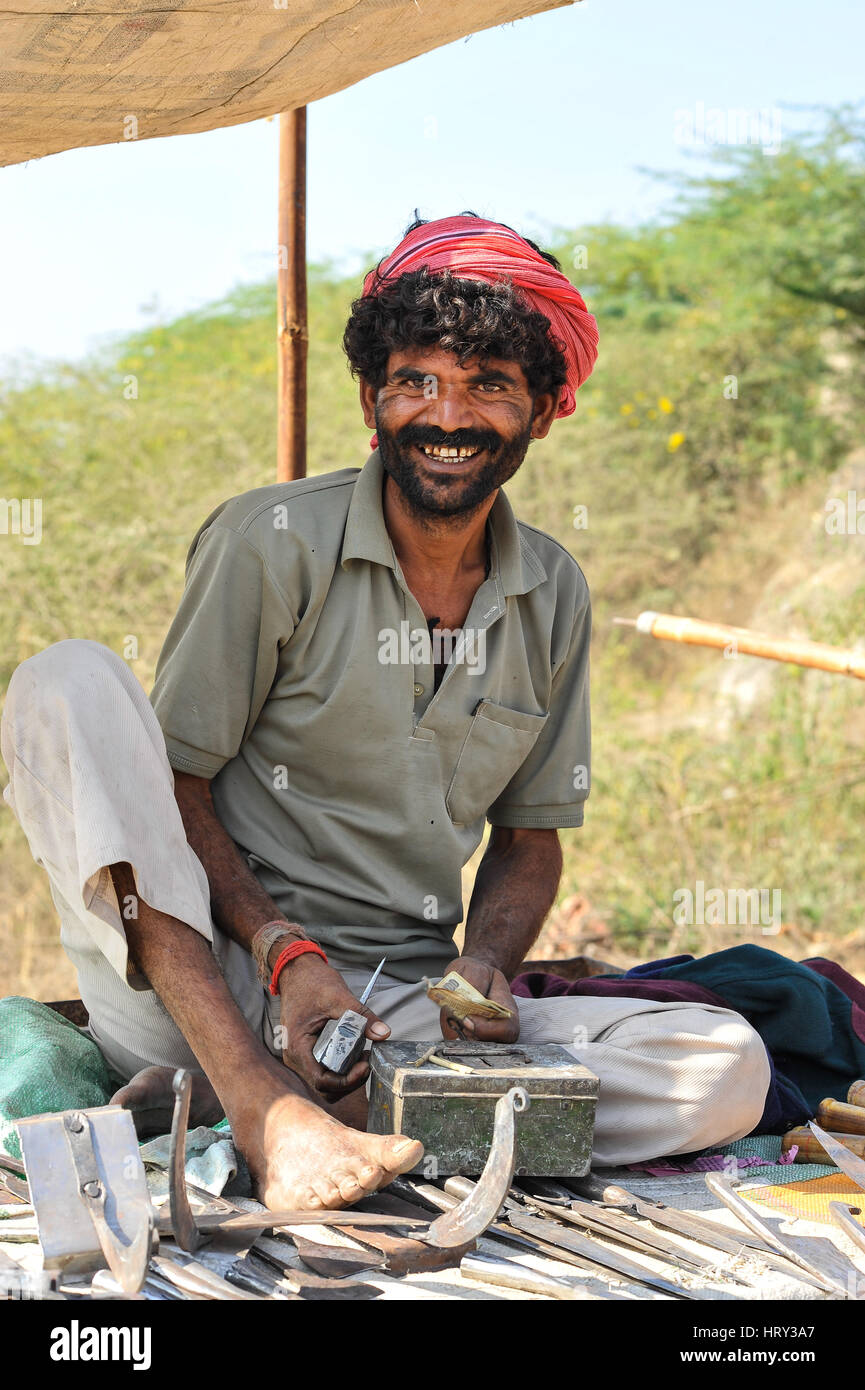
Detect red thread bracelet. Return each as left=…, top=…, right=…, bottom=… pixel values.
left=269, top=939, right=328, bottom=995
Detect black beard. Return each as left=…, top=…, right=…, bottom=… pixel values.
left=375, top=416, right=534, bottom=519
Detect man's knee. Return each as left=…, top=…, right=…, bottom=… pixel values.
left=688, top=1015, right=771, bottom=1149
left=2, top=641, right=149, bottom=797
left=587, top=1007, right=772, bottom=1166
left=5, top=640, right=134, bottom=728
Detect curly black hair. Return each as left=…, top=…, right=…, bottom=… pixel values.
left=342, top=212, right=568, bottom=399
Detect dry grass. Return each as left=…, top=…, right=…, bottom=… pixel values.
left=1, top=253, right=863, bottom=998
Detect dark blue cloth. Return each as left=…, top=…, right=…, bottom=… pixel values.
left=513, top=945, right=865, bottom=1135
left=626, top=945, right=865, bottom=1132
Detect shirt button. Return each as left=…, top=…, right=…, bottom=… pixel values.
left=413, top=682, right=424, bottom=696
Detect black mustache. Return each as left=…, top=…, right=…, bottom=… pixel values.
left=397, top=426, right=500, bottom=453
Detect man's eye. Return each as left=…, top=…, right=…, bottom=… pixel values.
left=476, top=382, right=504, bottom=393
left=397, top=378, right=427, bottom=391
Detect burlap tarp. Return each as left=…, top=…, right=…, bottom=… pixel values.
left=0, top=0, right=570, bottom=167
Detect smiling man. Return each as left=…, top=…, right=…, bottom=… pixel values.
left=1, top=214, right=770, bottom=1210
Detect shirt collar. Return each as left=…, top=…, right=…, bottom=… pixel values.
left=340, top=449, right=547, bottom=597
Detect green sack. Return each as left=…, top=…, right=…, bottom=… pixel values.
left=0, top=996, right=118, bottom=1159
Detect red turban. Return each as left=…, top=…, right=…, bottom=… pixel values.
left=362, top=215, right=599, bottom=419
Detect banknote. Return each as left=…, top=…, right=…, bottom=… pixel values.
left=424, top=970, right=514, bottom=1021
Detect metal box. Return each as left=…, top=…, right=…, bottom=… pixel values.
left=367, top=1041, right=598, bottom=1177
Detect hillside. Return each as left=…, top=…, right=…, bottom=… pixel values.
left=1, top=110, right=864, bottom=999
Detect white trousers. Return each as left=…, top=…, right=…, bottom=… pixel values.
left=1, top=640, right=771, bottom=1165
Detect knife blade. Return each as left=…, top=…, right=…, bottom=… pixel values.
left=810, top=1121, right=865, bottom=1193
left=828, top=1201, right=865, bottom=1259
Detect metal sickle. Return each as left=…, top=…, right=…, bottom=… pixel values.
left=169, top=1069, right=203, bottom=1253
left=423, top=1086, right=529, bottom=1249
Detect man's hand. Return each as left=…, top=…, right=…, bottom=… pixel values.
left=439, top=955, right=520, bottom=1044
left=276, top=954, right=390, bottom=1099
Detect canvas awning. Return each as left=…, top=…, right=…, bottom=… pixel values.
left=0, top=0, right=571, bottom=167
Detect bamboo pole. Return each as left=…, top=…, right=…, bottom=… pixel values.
left=782, top=1127, right=865, bottom=1162
left=615, top=611, right=865, bottom=680
left=276, top=107, right=308, bottom=482
left=816, top=1098, right=865, bottom=1135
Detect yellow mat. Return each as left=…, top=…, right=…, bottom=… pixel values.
left=745, top=1173, right=865, bottom=1227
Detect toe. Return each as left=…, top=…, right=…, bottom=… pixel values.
left=311, top=1177, right=343, bottom=1209
left=374, top=1134, right=425, bottom=1175
left=109, top=1067, right=178, bottom=1137
left=110, top=1067, right=156, bottom=1108
left=356, top=1162, right=385, bottom=1193
left=109, top=1082, right=136, bottom=1107
left=333, top=1171, right=365, bottom=1203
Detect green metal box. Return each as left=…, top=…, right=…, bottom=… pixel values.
left=367, top=1041, right=598, bottom=1177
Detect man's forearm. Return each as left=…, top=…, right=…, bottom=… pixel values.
left=462, top=827, right=562, bottom=979
left=110, top=862, right=290, bottom=1124
left=171, top=773, right=388, bottom=1095
left=173, top=770, right=298, bottom=954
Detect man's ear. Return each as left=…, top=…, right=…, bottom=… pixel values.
left=359, top=378, right=378, bottom=430
left=530, top=391, right=560, bottom=440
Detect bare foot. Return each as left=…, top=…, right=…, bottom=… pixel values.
left=234, top=1079, right=424, bottom=1212
left=111, top=1065, right=224, bottom=1137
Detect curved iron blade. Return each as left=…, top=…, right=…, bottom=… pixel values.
left=169, top=1069, right=202, bottom=1253
left=424, top=1086, right=528, bottom=1250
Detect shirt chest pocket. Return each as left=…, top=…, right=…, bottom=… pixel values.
left=445, top=700, right=549, bottom=827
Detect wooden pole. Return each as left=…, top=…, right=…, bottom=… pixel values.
left=277, top=107, right=308, bottom=481
left=615, top=611, right=865, bottom=680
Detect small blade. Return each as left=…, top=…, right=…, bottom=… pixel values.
left=809, top=1121, right=865, bottom=1192
left=829, top=1202, right=865, bottom=1258
left=358, top=957, right=387, bottom=1007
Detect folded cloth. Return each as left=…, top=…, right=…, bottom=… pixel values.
left=512, top=944, right=865, bottom=1135
left=139, top=1123, right=249, bottom=1199
left=628, top=1149, right=797, bottom=1177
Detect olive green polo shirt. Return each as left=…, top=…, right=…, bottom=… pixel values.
left=150, top=450, right=591, bottom=981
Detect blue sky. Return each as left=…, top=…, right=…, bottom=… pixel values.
left=1, top=0, right=862, bottom=368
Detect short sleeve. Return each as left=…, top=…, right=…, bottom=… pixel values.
left=150, top=524, right=295, bottom=778
left=486, top=590, right=591, bottom=829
